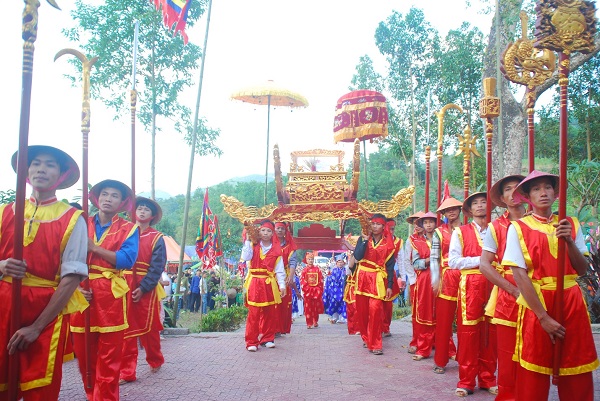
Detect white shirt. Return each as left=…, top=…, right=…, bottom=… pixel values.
left=61, top=215, right=89, bottom=279
left=400, top=239, right=417, bottom=285
left=481, top=225, right=498, bottom=253
left=241, top=240, right=286, bottom=290
left=502, top=223, right=587, bottom=269
left=448, top=221, right=487, bottom=270
left=161, top=271, right=172, bottom=296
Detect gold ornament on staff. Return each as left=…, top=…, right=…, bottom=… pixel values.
left=532, top=0, right=597, bottom=386
left=479, top=77, right=500, bottom=224
left=435, top=103, right=464, bottom=212
left=501, top=11, right=556, bottom=171
left=455, top=125, right=481, bottom=223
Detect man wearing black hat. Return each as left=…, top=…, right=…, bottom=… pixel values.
left=70, top=179, right=139, bottom=401
left=0, top=146, right=88, bottom=400
left=448, top=192, right=497, bottom=397
left=120, top=197, right=167, bottom=384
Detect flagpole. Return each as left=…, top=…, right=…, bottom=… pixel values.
left=173, top=0, right=213, bottom=326
left=9, top=2, right=60, bottom=398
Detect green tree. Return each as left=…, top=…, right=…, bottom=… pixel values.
left=63, top=0, right=220, bottom=199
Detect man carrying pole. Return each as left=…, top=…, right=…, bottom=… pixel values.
left=70, top=180, right=139, bottom=401
left=120, top=197, right=167, bottom=384
left=0, top=146, right=88, bottom=400
left=502, top=171, right=598, bottom=400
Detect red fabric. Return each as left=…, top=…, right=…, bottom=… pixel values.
left=245, top=242, right=282, bottom=305
left=0, top=200, right=81, bottom=396
left=433, top=296, right=457, bottom=368
left=245, top=304, right=276, bottom=347
left=120, top=330, right=164, bottom=382
left=515, top=365, right=594, bottom=401
left=355, top=236, right=396, bottom=299
left=382, top=299, right=392, bottom=334
left=356, top=294, right=384, bottom=351
left=300, top=266, right=324, bottom=300
left=435, top=225, right=461, bottom=300
left=304, top=298, right=321, bottom=327
left=513, top=216, right=598, bottom=374
left=344, top=271, right=358, bottom=335
left=73, top=331, right=124, bottom=401
left=496, top=324, right=517, bottom=401
left=456, top=319, right=497, bottom=391
left=276, top=289, right=293, bottom=334
left=124, top=228, right=163, bottom=338
left=409, top=284, right=417, bottom=349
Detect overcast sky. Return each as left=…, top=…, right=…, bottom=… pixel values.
left=1, top=0, right=492, bottom=201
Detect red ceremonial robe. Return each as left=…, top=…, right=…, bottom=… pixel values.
left=0, top=199, right=83, bottom=400
left=301, top=265, right=324, bottom=327
left=276, top=242, right=294, bottom=334
left=382, top=238, right=402, bottom=335
left=343, top=267, right=359, bottom=335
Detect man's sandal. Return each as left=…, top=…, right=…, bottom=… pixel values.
left=433, top=365, right=445, bottom=374
left=407, top=346, right=417, bottom=354
left=372, top=349, right=383, bottom=355
left=480, top=386, right=498, bottom=395
left=455, top=388, right=473, bottom=397
left=412, top=354, right=425, bottom=361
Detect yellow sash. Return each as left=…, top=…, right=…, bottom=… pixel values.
left=89, top=265, right=130, bottom=299
left=2, top=273, right=89, bottom=314
left=244, top=268, right=281, bottom=304
left=357, top=260, right=387, bottom=299
left=515, top=274, right=578, bottom=311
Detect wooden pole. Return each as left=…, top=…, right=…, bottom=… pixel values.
left=424, top=146, right=431, bottom=212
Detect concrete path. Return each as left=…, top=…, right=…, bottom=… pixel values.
left=59, top=315, right=600, bottom=401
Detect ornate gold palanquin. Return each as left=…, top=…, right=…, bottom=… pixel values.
left=221, top=139, right=414, bottom=248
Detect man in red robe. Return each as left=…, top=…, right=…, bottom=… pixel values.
left=0, top=146, right=88, bottom=401
left=120, top=197, right=167, bottom=384
left=71, top=180, right=139, bottom=401
left=430, top=197, right=463, bottom=374
left=382, top=218, right=402, bottom=338
left=480, top=175, right=525, bottom=400
left=274, top=222, right=297, bottom=335
left=403, top=211, right=424, bottom=354
left=448, top=192, right=497, bottom=397
left=409, top=211, right=437, bottom=361
left=241, top=220, right=286, bottom=351
left=354, top=213, right=398, bottom=355
left=300, top=253, right=324, bottom=329
left=503, top=171, right=598, bottom=401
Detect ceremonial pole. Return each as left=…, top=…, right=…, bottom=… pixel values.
left=501, top=11, right=555, bottom=173
left=174, top=0, right=213, bottom=326
left=532, top=0, right=597, bottom=384
left=424, top=146, right=431, bottom=212
left=479, top=77, right=500, bottom=224
left=9, top=2, right=60, bottom=398
left=130, top=20, right=140, bottom=297
left=455, top=126, right=481, bottom=224
left=435, top=103, right=463, bottom=222
left=54, top=48, right=98, bottom=390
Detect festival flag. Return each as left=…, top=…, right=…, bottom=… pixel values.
left=440, top=180, right=451, bottom=203
left=196, top=188, right=220, bottom=269
left=152, top=0, right=191, bottom=44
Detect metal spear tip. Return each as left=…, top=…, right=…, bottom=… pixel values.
left=46, top=0, right=61, bottom=10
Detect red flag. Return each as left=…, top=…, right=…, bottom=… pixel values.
left=196, top=188, right=220, bottom=269
left=152, top=0, right=191, bottom=44
left=440, top=180, right=451, bottom=203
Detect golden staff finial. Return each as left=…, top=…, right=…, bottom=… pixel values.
left=456, top=125, right=480, bottom=221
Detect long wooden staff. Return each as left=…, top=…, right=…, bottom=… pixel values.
left=455, top=126, right=481, bottom=224
left=9, top=1, right=60, bottom=399
left=532, top=0, right=597, bottom=384
left=130, top=20, right=140, bottom=292
left=424, top=146, right=431, bottom=212
left=54, top=48, right=98, bottom=389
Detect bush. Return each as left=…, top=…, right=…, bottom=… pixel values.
left=200, top=305, right=248, bottom=332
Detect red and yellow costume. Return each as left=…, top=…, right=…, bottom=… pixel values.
left=120, top=227, right=166, bottom=382
left=453, top=222, right=497, bottom=392
left=343, top=265, right=359, bottom=335
left=275, top=225, right=296, bottom=335
left=354, top=229, right=397, bottom=351
left=504, top=215, right=599, bottom=401
left=483, top=211, right=518, bottom=400
left=71, top=214, right=138, bottom=401
left=0, top=199, right=86, bottom=400
left=300, top=261, right=324, bottom=328
left=409, top=234, right=436, bottom=358
left=243, top=240, right=282, bottom=347
left=433, top=223, right=459, bottom=369
left=382, top=236, right=402, bottom=335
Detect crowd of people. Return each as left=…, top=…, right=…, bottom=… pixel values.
left=239, top=171, right=599, bottom=401
left=0, top=144, right=598, bottom=401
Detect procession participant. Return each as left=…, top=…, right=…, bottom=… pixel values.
left=241, top=220, right=286, bottom=351
left=480, top=175, right=525, bottom=400
left=502, top=171, right=598, bottom=401
left=324, top=254, right=347, bottom=324
left=300, top=252, right=324, bottom=329
left=120, top=197, right=167, bottom=384
left=354, top=213, right=398, bottom=355
left=0, top=146, right=87, bottom=401
left=343, top=252, right=359, bottom=335
left=71, top=179, right=139, bottom=401
left=430, top=197, right=463, bottom=374
left=381, top=218, right=402, bottom=337
left=409, top=211, right=438, bottom=361
left=274, top=222, right=297, bottom=335
left=291, top=270, right=303, bottom=321
left=448, top=192, right=497, bottom=397
left=404, top=211, right=424, bottom=354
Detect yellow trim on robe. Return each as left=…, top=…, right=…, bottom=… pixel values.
left=459, top=269, right=485, bottom=325
left=244, top=267, right=282, bottom=307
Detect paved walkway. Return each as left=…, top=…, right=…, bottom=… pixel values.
left=59, top=315, right=600, bottom=401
